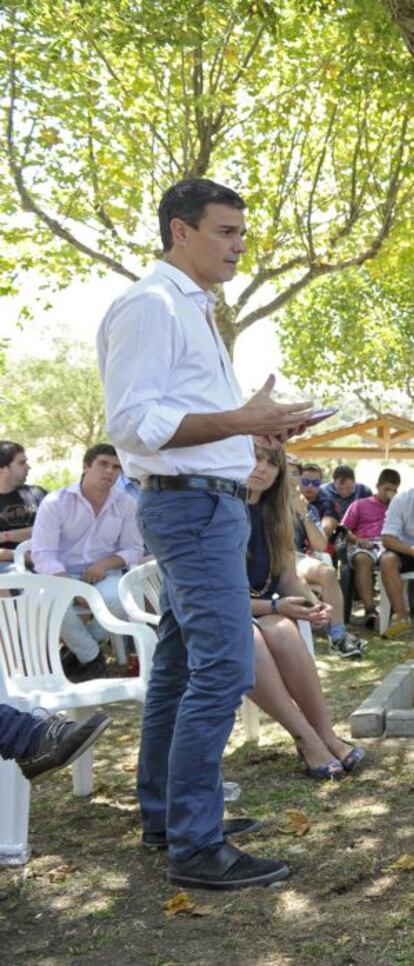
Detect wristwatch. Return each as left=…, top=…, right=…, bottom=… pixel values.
left=271, top=593, right=283, bottom=614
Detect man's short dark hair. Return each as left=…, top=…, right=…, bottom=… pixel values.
left=377, top=468, right=401, bottom=487
left=0, top=440, right=24, bottom=468
left=158, top=178, right=245, bottom=251
left=301, top=463, right=323, bottom=477
left=83, top=443, right=118, bottom=467
left=333, top=465, right=355, bottom=482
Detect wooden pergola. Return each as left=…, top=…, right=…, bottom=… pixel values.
left=287, top=413, right=414, bottom=461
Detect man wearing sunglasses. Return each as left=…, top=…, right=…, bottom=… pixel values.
left=299, top=465, right=326, bottom=517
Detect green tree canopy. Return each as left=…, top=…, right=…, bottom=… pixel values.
left=0, top=339, right=105, bottom=456
left=1, top=0, right=413, bottom=362
left=280, top=264, right=414, bottom=413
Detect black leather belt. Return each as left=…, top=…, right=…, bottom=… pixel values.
left=141, top=474, right=249, bottom=503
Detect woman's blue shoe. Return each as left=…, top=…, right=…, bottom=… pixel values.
left=340, top=744, right=366, bottom=773
left=298, top=749, right=345, bottom=781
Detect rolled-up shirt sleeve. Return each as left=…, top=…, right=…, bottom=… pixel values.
left=32, top=497, right=66, bottom=574
left=115, top=497, right=145, bottom=567
left=99, top=292, right=187, bottom=455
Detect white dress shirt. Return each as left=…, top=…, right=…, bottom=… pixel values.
left=382, top=489, right=414, bottom=547
left=32, top=483, right=144, bottom=574
left=97, top=261, right=255, bottom=481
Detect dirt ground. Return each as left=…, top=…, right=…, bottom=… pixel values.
left=1, top=630, right=414, bottom=966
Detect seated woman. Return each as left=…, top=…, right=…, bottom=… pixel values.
left=246, top=442, right=365, bottom=780
left=287, top=458, right=364, bottom=659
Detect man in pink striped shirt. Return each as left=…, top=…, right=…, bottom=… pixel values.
left=32, top=443, right=144, bottom=680
left=341, top=468, right=400, bottom=626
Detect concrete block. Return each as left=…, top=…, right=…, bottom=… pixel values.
left=386, top=709, right=414, bottom=737
left=349, top=663, right=414, bottom=738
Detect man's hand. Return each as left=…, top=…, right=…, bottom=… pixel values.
left=81, top=561, right=110, bottom=584
left=291, top=489, right=309, bottom=518
left=241, top=375, right=312, bottom=443
left=356, top=538, right=372, bottom=549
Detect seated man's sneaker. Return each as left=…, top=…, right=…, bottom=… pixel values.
left=142, top=817, right=262, bottom=849
left=69, top=649, right=106, bottom=682
left=168, top=841, right=289, bottom=890
left=330, top=632, right=363, bottom=659
left=17, top=713, right=111, bottom=783
left=383, top=616, right=412, bottom=639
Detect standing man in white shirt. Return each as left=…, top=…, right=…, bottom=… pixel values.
left=97, top=178, right=312, bottom=890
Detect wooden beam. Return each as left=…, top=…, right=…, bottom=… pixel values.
left=286, top=446, right=414, bottom=459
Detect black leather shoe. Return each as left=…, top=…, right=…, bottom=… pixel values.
left=142, top=816, right=262, bottom=849
left=17, top=713, right=111, bottom=783
left=168, top=841, right=289, bottom=890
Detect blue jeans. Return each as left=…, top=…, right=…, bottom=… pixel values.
left=137, top=488, right=254, bottom=861
left=0, top=704, right=42, bottom=759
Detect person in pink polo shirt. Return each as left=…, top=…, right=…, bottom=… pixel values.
left=341, top=468, right=400, bottom=627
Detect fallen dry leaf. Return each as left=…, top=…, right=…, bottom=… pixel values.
left=388, top=853, right=414, bottom=872
left=276, top=809, right=310, bottom=836
left=163, top=892, right=215, bottom=918
left=164, top=891, right=196, bottom=917
left=46, top=864, right=75, bottom=882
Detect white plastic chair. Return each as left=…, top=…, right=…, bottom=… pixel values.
left=13, top=539, right=127, bottom=666
left=119, top=562, right=314, bottom=744
left=0, top=572, right=156, bottom=866
left=13, top=539, right=32, bottom=573
left=378, top=571, right=414, bottom=635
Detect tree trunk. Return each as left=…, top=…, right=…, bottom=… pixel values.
left=384, top=1, right=414, bottom=56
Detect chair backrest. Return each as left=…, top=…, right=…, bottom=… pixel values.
left=0, top=573, right=101, bottom=696
left=12, top=539, right=33, bottom=573
left=118, top=560, right=161, bottom=625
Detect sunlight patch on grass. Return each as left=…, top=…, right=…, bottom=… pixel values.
left=364, top=874, right=396, bottom=896
left=279, top=889, right=315, bottom=919
left=339, top=797, right=389, bottom=817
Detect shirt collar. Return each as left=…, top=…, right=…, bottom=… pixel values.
left=154, top=259, right=216, bottom=305
left=66, top=481, right=119, bottom=507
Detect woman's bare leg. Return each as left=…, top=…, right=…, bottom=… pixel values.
left=249, top=624, right=341, bottom=769
left=257, top=614, right=351, bottom=762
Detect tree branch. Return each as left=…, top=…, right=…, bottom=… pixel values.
left=6, top=57, right=138, bottom=282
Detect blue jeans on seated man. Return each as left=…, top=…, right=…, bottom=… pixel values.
left=137, top=488, right=254, bottom=862
left=61, top=570, right=128, bottom=664
left=0, top=704, right=45, bottom=759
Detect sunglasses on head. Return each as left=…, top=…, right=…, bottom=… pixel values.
left=301, top=477, right=322, bottom=487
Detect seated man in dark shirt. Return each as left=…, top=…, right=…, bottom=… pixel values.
left=319, top=465, right=372, bottom=539
left=0, top=440, right=46, bottom=572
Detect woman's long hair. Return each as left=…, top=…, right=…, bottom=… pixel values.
left=259, top=446, right=295, bottom=578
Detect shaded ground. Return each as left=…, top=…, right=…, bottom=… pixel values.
left=1, top=630, right=414, bottom=965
